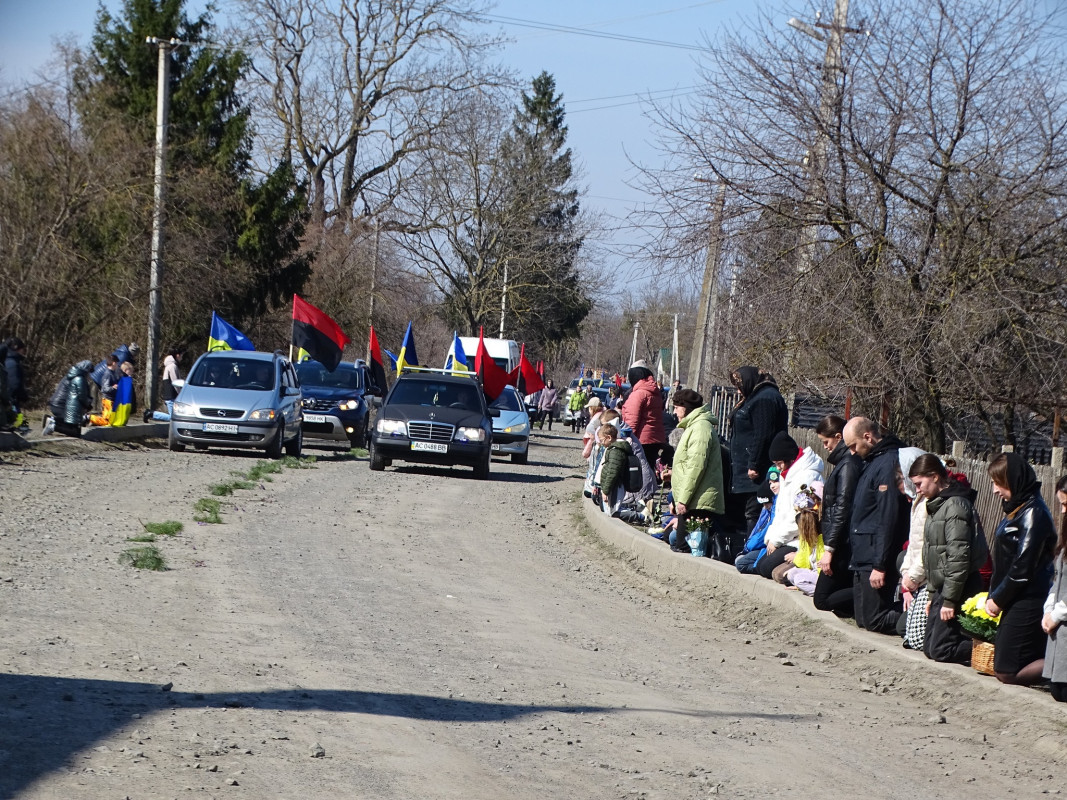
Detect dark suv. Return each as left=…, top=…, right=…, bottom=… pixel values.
left=295, top=359, right=381, bottom=448
left=368, top=371, right=497, bottom=479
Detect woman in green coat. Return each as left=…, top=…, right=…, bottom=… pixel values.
left=663, top=389, right=724, bottom=551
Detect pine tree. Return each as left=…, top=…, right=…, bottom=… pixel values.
left=497, top=72, right=589, bottom=348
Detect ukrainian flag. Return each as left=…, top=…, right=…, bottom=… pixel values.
left=444, top=332, right=469, bottom=376
left=208, top=312, right=255, bottom=352
left=396, top=322, right=419, bottom=375
left=111, top=375, right=134, bottom=427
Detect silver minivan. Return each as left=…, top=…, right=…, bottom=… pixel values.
left=168, top=350, right=303, bottom=458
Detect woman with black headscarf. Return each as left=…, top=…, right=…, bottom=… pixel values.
left=985, top=453, right=1056, bottom=685
left=727, top=365, right=788, bottom=533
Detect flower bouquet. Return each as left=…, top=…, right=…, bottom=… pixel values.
left=960, top=592, right=999, bottom=675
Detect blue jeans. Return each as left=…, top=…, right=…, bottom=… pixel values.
left=151, top=400, right=173, bottom=421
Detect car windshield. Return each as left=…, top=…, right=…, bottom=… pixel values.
left=189, top=357, right=274, bottom=390
left=390, top=380, right=481, bottom=411
left=490, top=389, right=523, bottom=412
left=296, top=362, right=361, bottom=390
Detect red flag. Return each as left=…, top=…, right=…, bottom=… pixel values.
left=518, top=345, right=545, bottom=395
left=537, top=360, right=545, bottom=377
left=475, top=327, right=511, bottom=401
left=367, top=326, right=388, bottom=392
left=292, top=294, right=350, bottom=371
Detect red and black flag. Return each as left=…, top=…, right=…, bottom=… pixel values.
left=367, top=325, right=388, bottom=393
left=292, top=295, right=350, bottom=371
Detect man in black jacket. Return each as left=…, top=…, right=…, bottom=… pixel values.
left=844, top=416, right=910, bottom=634
left=813, top=415, right=862, bottom=617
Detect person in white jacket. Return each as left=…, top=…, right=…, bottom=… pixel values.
left=758, top=431, right=825, bottom=579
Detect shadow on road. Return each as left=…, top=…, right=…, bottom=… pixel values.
left=0, top=672, right=622, bottom=796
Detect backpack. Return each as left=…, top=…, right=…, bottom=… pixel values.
left=623, top=451, right=642, bottom=492
left=48, top=375, right=71, bottom=412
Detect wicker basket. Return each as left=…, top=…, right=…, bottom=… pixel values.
left=971, top=638, right=996, bottom=675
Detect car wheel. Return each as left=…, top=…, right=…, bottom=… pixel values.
left=511, top=450, right=528, bottom=465
left=284, top=426, right=302, bottom=457
left=349, top=418, right=368, bottom=449
left=266, top=423, right=284, bottom=459
left=369, top=440, right=385, bottom=471
left=167, top=424, right=185, bottom=452
left=473, top=453, right=490, bottom=480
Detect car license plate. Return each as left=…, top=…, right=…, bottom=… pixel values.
left=203, top=422, right=238, bottom=433
left=491, top=443, right=502, bottom=451
left=303, top=414, right=326, bottom=423
left=411, top=441, right=447, bottom=453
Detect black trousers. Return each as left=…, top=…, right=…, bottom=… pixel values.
left=853, top=569, right=902, bottom=634
left=757, top=545, right=797, bottom=580
left=924, top=574, right=981, bottom=664
left=813, top=553, right=855, bottom=617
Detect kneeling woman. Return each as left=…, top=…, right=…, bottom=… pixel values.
left=908, top=455, right=987, bottom=664
left=986, top=453, right=1056, bottom=685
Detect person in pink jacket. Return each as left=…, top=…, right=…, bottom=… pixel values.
left=620, top=361, right=669, bottom=470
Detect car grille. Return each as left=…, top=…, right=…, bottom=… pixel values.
left=407, top=421, right=454, bottom=442
left=302, top=422, right=334, bottom=434
left=304, top=399, right=338, bottom=412
left=178, top=428, right=264, bottom=442
left=199, top=407, right=245, bottom=419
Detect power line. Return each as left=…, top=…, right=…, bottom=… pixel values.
left=569, top=88, right=703, bottom=114
left=569, top=85, right=701, bottom=105
left=477, top=14, right=708, bottom=52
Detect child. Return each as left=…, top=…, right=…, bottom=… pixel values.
left=782, top=484, right=825, bottom=595
left=735, top=468, right=780, bottom=574
left=595, top=423, right=633, bottom=517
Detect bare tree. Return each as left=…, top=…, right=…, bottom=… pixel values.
left=233, top=0, right=503, bottom=227
left=636, top=0, right=1067, bottom=452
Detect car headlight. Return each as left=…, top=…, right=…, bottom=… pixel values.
left=339, top=398, right=361, bottom=411
left=456, top=427, right=486, bottom=442
left=248, top=409, right=277, bottom=421
left=172, top=401, right=194, bottom=416
left=503, top=422, right=529, bottom=434
left=377, top=418, right=406, bottom=435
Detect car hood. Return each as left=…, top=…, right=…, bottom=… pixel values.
left=301, top=385, right=363, bottom=403
left=492, top=409, right=529, bottom=431
left=381, top=404, right=489, bottom=428
left=177, top=384, right=284, bottom=413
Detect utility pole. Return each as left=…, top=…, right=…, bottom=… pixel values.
left=671, top=313, right=679, bottom=386
left=629, top=320, right=640, bottom=367
left=144, top=36, right=183, bottom=413
left=687, top=180, right=727, bottom=394
left=788, top=0, right=862, bottom=274
left=498, top=260, right=508, bottom=338
left=368, top=217, right=380, bottom=327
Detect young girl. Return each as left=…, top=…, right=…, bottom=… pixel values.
left=782, top=484, right=824, bottom=595
left=1041, top=475, right=1067, bottom=701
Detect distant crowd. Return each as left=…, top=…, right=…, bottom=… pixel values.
left=578, top=360, right=1067, bottom=700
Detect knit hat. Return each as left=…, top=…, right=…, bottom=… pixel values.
left=768, top=431, right=800, bottom=465
left=767, top=466, right=781, bottom=483
left=629, top=359, right=650, bottom=371
left=756, top=479, right=774, bottom=504
left=672, top=388, right=703, bottom=411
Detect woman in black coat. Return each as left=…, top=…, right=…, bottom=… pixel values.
left=986, top=453, right=1056, bottom=685
left=727, top=366, right=787, bottom=532
left=812, top=415, right=861, bottom=617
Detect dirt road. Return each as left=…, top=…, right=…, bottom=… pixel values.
left=2, top=432, right=1066, bottom=799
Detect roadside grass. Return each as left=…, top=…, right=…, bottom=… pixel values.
left=126, top=533, right=157, bottom=543
left=193, top=497, right=223, bottom=524
left=281, top=454, right=318, bottom=469
left=209, top=478, right=255, bottom=496
left=142, top=520, right=183, bottom=536
left=349, top=447, right=368, bottom=458
left=119, top=545, right=167, bottom=571
left=246, top=461, right=283, bottom=482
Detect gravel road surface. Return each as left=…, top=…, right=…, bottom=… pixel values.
left=2, top=431, right=1066, bottom=798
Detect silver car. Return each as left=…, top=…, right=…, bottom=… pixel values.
left=168, top=351, right=303, bottom=458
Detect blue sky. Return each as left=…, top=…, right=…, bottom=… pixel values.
left=0, top=0, right=761, bottom=281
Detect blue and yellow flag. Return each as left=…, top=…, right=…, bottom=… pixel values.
left=111, top=375, right=134, bottom=427
left=444, top=331, right=469, bottom=375
left=396, top=322, right=419, bottom=375
left=208, top=311, right=255, bottom=352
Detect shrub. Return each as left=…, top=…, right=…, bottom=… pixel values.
left=193, top=497, right=223, bottom=524
left=119, top=546, right=167, bottom=571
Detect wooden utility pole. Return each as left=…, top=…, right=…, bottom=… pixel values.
left=688, top=182, right=727, bottom=394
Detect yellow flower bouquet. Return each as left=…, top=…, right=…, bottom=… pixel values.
left=959, top=592, right=1000, bottom=643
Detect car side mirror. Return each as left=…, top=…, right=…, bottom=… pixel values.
left=489, top=408, right=501, bottom=418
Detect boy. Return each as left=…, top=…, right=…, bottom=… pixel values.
left=595, top=423, right=634, bottom=516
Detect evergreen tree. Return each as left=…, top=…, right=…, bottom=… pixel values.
left=75, top=0, right=309, bottom=346
left=497, top=72, right=589, bottom=348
